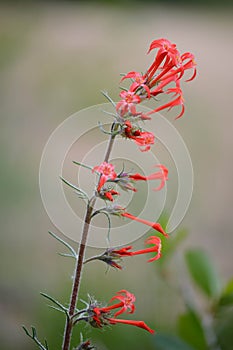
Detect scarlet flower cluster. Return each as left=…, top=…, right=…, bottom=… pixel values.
left=115, top=38, right=196, bottom=151
left=89, top=290, right=154, bottom=334
left=117, top=38, right=196, bottom=120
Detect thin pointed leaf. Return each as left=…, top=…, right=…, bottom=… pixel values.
left=44, top=339, right=49, bottom=350
left=40, top=292, right=69, bottom=318
left=101, top=90, right=116, bottom=107
left=48, top=231, right=76, bottom=258
left=60, top=177, right=89, bottom=200
left=72, top=161, right=93, bottom=172
left=22, top=325, right=31, bottom=337
left=32, top=327, right=37, bottom=338
left=74, top=192, right=89, bottom=200
left=58, top=252, right=76, bottom=259
left=22, top=326, right=48, bottom=350
left=101, top=109, right=117, bottom=118
left=119, top=85, right=129, bottom=91
left=48, top=305, right=67, bottom=314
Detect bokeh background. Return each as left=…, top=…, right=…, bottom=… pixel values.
left=1, top=1, right=233, bottom=349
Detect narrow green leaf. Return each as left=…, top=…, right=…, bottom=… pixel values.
left=60, top=177, right=89, bottom=201
left=178, top=308, right=208, bottom=350
left=22, top=326, right=48, bottom=350
left=58, top=252, right=76, bottom=259
left=72, top=161, right=93, bottom=172
left=153, top=333, right=195, bottom=350
left=22, top=325, right=31, bottom=337
left=101, top=90, right=116, bottom=107
left=40, top=292, right=69, bottom=318
left=185, top=249, right=221, bottom=298
left=48, top=231, right=77, bottom=258
left=218, top=278, right=233, bottom=307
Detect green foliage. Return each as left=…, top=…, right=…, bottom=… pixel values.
left=152, top=333, right=195, bottom=350
left=22, top=326, right=49, bottom=350
left=178, top=308, right=207, bottom=350
left=214, top=309, right=233, bottom=350
left=218, top=278, right=233, bottom=308
left=185, top=249, right=221, bottom=299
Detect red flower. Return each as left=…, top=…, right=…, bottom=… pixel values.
left=129, top=164, right=168, bottom=191
left=111, top=236, right=162, bottom=262
left=121, top=211, right=168, bottom=237
left=148, top=38, right=182, bottom=68
left=93, top=162, right=117, bottom=191
left=123, top=120, right=155, bottom=152
left=117, top=38, right=196, bottom=120
left=131, top=236, right=162, bottom=262
left=146, top=84, right=184, bottom=119
left=90, top=290, right=155, bottom=334
left=134, top=131, right=155, bottom=152
left=121, top=71, right=151, bottom=98
left=94, top=290, right=135, bottom=318
left=101, top=189, right=120, bottom=201
left=108, top=318, right=155, bottom=334
left=116, top=90, right=141, bottom=117
left=111, top=246, right=133, bottom=257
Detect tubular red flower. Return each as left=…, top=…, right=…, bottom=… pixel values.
left=131, top=236, right=162, bottom=262
left=146, top=92, right=184, bottom=119
left=108, top=318, right=155, bottom=334
left=111, top=246, right=133, bottom=257
left=121, top=211, right=168, bottom=237
left=129, top=164, right=168, bottom=191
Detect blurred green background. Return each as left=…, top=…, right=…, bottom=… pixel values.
left=1, top=1, right=233, bottom=350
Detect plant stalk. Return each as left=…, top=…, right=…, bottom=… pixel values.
left=62, top=132, right=116, bottom=350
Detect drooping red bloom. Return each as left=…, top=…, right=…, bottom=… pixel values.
left=129, top=164, right=168, bottom=191
left=121, top=211, right=168, bottom=237
left=146, top=84, right=185, bottom=119
left=93, top=162, right=117, bottom=191
left=123, top=120, right=155, bottom=152
left=111, top=235, right=162, bottom=262
left=108, top=318, right=155, bottom=334
left=133, top=131, right=155, bottom=152
left=90, top=290, right=155, bottom=334
left=111, top=246, right=133, bottom=257
left=131, top=236, right=162, bottom=262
